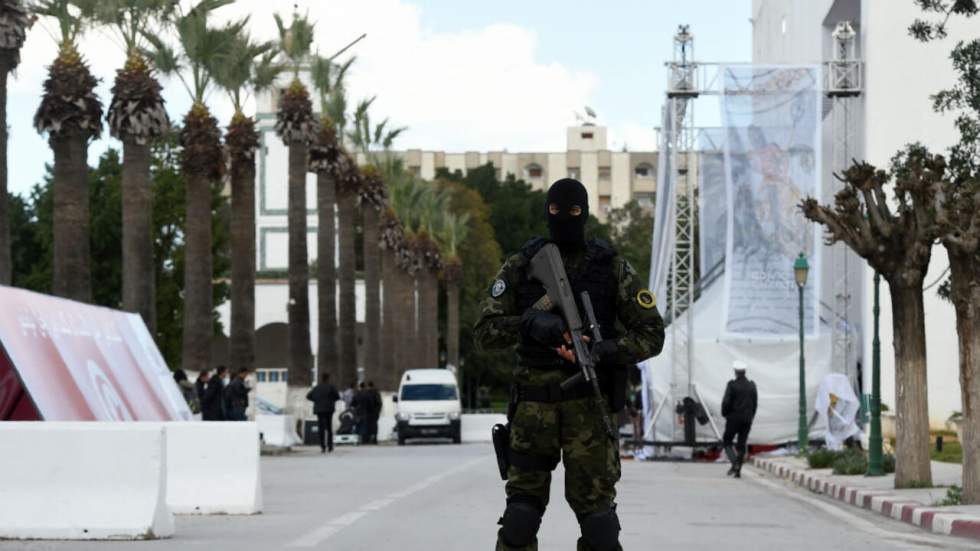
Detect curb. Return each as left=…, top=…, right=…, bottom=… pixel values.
left=752, top=457, right=980, bottom=541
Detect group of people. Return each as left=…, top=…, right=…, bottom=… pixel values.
left=173, top=365, right=251, bottom=421
left=306, top=374, right=384, bottom=453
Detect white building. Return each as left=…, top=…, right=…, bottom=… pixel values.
left=752, top=0, right=972, bottom=427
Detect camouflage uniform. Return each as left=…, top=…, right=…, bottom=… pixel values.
left=475, top=237, right=665, bottom=551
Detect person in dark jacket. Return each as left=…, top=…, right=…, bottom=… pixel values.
left=307, top=373, right=341, bottom=453
left=365, top=381, right=382, bottom=444
left=202, top=365, right=228, bottom=421
left=195, top=370, right=210, bottom=412
left=350, top=382, right=369, bottom=443
left=224, top=368, right=250, bottom=421
left=721, top=360, right=758, bottom=478
left=173, top=369, right=199, bottom=413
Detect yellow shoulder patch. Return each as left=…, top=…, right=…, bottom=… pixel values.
left=636, top=289, right=656, bottom=309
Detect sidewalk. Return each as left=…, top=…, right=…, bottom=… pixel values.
left=752, top=455, right=980, bottom=541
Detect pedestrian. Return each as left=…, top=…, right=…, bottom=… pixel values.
left=224, top=368, right=250, bottom=421
left=366, top=381, right=382, bottom=444
left=721, top=360, right=758, bottom=478
left=202, top=365, right=228, bottom=421
left=341, top=381, right=356, bottom=411
left=351, top=382, right=369, bottom=443
left=474, top=178, right=666, bottom=551
left=173, top=369, right=199, bottom=413
left=195, top=370, right=210, bottom=410
left=628, top=387, right=644, bottom=450
left=307, top=373, right=341, bottom=453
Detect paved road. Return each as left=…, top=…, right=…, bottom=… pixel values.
left=4, top=443, right=979, bottom=550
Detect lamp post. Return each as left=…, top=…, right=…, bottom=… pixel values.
left=794, top=253, right=810, bottom=454
left=867, top=271, right=884, bottom=476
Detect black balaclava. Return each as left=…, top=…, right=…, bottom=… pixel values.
left=546, top=178, right=589, bottom=250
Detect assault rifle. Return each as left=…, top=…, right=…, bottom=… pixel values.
left=528, top=243, right=616, bottom=441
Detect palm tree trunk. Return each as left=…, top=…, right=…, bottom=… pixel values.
left=381, top=250, right=398, bottom=390
left=229, top=129, right=256, bottom=374
left=181, top=169, right=212, bottom=373
left=394, top=262, right=416, bottom=382
left=890, top=282, right=933, bottom=488
left=121, top=140, right=155, bottom=331
left=0, top=66, right=9, bottom=285
left=423, top=269, right=439, bottom=368
left=287, top=143, right=312, bottom=390
left=363, top=206, right=381, bottom=383
left=51, top=132, right=91, bottom=302
left=447, top=280, right=460, bottom=368
left=317, top=170, right=339, bottom=383
left=948, top=251, right=980, bottom=503
left=338, top=190, right=358, bottom=386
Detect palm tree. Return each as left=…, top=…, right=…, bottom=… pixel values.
left=144, top=0, right=237, bottom=374
left=415, top=187, right=448, bottom=370
left=379, top=206, right=406, bottom=390
left=0, top=1, right=30, bottom=284
left=32, top=0, right=103, bottom=302
left=349, top=98, right=405, bottom=384
left=213, top=28, right=279, bottom=376
left=336, top=151, right=360, bottom=386
left=77, top=0, right=172, bottom=331
left=358, top=165, right=386, bottom=383
left=309, top=54, right=353, bottom=386
left=438, top=212, right=469, bottom=369
left=273, top=10, right=318, bottom=410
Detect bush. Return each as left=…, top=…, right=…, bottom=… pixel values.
left=807, top=448, right=841, bottom=469
left=941, top=485, right=963, bottom=506
left=832, top=448, right=868, bottom=475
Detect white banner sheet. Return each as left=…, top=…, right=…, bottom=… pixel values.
left=721, top=66, right=822, bottom=338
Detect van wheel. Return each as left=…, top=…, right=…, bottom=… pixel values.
left=453, top=429, right=462, bottom=444
left=398, top=435, right=406, bottom=446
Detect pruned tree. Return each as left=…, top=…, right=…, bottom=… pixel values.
left=801, top=146, right=944, bottom=488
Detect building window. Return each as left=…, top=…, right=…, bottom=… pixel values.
left=256, top=371, right=267, bottom=383
left=634, top=192, right=655, bottom=209
left=568, top=167, right=581, bottom=180
left=581, top=132, right=594, bottom=140
left=634, top=163, right=655, bottom=178
left=598, top=166, right=611, bottom=180
left=282, top=371, right=288, bottom=383
left=525, top=163, right=543, bottom=179
left=268, top=371, right=279, bottom=383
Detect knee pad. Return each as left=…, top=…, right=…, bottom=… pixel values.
left=579, top=507, right=621, bottom=551
left=499, top=498, right=543, bottom=548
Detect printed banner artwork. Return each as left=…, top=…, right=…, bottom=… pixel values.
left=721, top=66, right=821, bottom=338
left=698, top=128, right=727, bottom=279
left=0, top=286, right=192, bottom=421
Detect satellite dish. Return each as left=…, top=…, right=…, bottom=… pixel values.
left=584, top=106, right=597, bottom=119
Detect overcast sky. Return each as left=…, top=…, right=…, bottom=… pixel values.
left=9, top=0, right=752, bottom=196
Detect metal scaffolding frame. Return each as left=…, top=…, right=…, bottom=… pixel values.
left=648, top=24, right=864, bottom=451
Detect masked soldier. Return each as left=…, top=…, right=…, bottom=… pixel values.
left=475, top=178, right=665, bottom=551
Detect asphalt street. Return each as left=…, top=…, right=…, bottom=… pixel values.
left=3, top=443, right=979, bottom=551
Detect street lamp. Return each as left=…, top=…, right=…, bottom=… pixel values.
left=794, top=252, right=810, bottom=454
left=867, top=271, right=884, bottom=476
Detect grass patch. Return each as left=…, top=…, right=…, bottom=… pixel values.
left=932, top=440, right=963, bottom=464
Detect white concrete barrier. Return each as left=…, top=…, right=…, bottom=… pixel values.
left=462, top=414, right=507, bottom=443
left=257, top=413, right=302, bottom=448
left=163, top=422, right=262, bottom=515
left=0, top=422, right=174, bottom=540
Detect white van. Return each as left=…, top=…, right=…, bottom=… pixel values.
left=393, top=369, right=462, bottom=445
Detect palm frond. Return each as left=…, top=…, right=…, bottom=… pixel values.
left=275, top=9, right=314, bottom=75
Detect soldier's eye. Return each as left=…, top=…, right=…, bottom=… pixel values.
left=569, top=205, right=582, bottom=216
left=548, top=203, right=560, bottom=215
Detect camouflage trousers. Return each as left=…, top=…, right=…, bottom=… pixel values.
left=495, top=397, right=622, bottom=551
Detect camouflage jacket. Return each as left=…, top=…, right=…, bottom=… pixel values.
left=474, top=239, right=665, bottom=385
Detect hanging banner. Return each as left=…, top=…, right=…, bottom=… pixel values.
left=721, top=66, right=821, bottom=338
left=698, top=128, right=727, bottom=279
left=0, top=286, right=192, bottom=421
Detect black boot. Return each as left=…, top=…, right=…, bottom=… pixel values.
left=724, top=446, right=737, bottom=476
left=734, top=453, right=745, bottom=478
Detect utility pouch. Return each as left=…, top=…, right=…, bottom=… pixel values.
left=492, top=423, right=510, bottom=481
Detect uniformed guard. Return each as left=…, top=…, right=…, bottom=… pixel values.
left=475, top=178, right=666, bottom=551
left=721, top=360, right=758, bottom=478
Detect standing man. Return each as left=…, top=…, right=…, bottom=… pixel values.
left=202, top=365, right=228, bottom=421
left=475, top=178, right=665, bottom=551
left=365, top=381, right=382, bottom=444
left=721, top=360, right=758, bottom=478
left=224, top=368, right=250, bottom=421
left=195, top=369, right=210, bottom=413
left=307, top=373, right=341, bottom=453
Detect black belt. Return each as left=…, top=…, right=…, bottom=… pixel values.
left=514, top=381, right=592, bottom=403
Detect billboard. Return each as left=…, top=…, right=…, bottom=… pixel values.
left=0, top=286, right=192, bottom=421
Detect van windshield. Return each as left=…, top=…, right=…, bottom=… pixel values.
left=401, top=384, right=458, bottom=401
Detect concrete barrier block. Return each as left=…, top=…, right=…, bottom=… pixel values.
left=0, top=422, right=173, bottom=540
left=163, top=422, right=263, bottom=515
left=257, top=414, right=302, bottom=448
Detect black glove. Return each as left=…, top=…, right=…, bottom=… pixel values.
left=591, top=339, right=618, bottom=364
left=520, top=309, right=566, bottom=347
